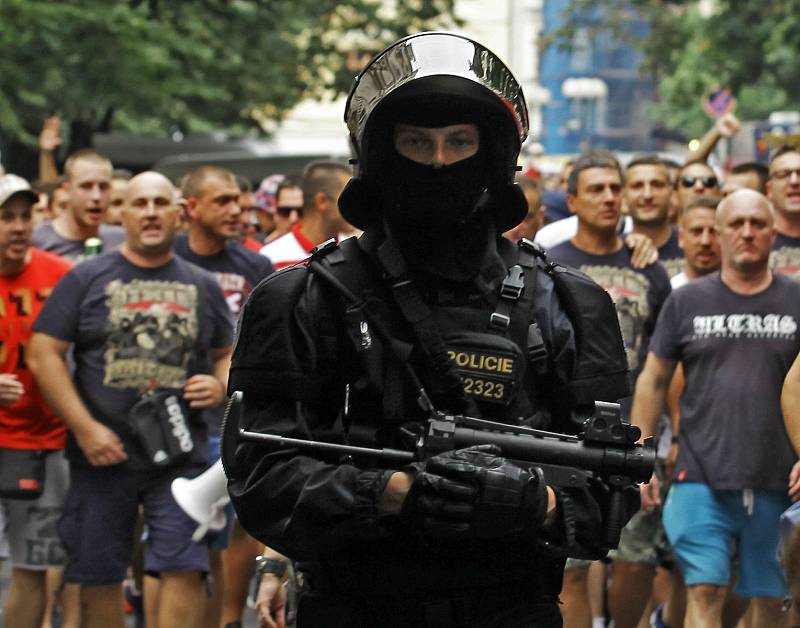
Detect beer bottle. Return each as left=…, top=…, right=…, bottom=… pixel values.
left=84, top=237, right=103, bottom=257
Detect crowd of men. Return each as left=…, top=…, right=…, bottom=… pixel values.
left=1, top=103, right=800, bottom=628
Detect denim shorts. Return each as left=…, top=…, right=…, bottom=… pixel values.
left=663, top=482, right=789, bottom=598
left=59, top=463, right=210, bottom=586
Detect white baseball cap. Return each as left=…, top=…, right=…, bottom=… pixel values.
left=0, top=174, right=38, bottom=207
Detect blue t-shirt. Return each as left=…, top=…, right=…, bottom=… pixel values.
left=650, top=273, right=800, bottom=490
left=33, top=251, right=234, bottom=468
left=32, top=222, right=126, bottom=262
left=173, top=234, right=275, bottom=319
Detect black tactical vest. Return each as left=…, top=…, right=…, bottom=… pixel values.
left=306, top=234, right=629, bottom=454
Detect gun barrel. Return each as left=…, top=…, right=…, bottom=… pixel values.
left=450, top=427, right=655, bottom=483
left=238, top=429, right=416, bottom=463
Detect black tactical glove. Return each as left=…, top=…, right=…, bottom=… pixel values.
left=400, top=444, right=548, bottom=540
left=544, top=478, right=640, bottom=560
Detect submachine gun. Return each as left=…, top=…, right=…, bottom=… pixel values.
left=225, top=392, right=656, bottom=548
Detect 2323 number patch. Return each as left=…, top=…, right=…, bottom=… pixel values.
left=447, top=348, right=517, bottom=405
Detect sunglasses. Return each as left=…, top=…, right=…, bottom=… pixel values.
left=275, top=206, right=302, bottom=217
left=680, top=175, right=718, bottom=188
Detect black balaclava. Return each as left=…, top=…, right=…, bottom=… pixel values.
left=365, top=84, right=513, bottom=282
left=379, top=135, right=493, bottom=281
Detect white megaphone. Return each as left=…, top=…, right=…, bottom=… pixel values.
left=171, top=459, right=230, bottom=542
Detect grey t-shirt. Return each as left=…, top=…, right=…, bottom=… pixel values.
left=33, top=252, right=234, bottom=469
left=32, top=222, right=125, bottom=262
left=650, top=272, right=800, bottom=490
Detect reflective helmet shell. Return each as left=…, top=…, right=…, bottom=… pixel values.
left=344, top=31, right=529, bottom=179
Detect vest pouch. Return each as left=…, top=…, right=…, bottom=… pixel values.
left=129, top=390, right=195, bottom=468
left=442, top=331, right=526, bottom=407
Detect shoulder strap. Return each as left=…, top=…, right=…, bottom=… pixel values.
left=306, top=238, right=438, bottom=415
left=375, top=237, right=466, bottom=401
left=495, top=238, right=549, bottom=374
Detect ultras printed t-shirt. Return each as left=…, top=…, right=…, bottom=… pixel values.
left=0, top=248, right=73, bottom=449
left=33, top=252, right=233, bottom=468
left=650, top=272, right=800, bottom=490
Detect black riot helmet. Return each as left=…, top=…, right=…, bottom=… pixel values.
left=339, top=32, right=530, bottom=233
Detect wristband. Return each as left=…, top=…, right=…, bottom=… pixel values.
left=254, top=555, right=287, bottom=579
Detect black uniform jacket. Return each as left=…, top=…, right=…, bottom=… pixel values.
left=226, top=232, right=620, bottom=600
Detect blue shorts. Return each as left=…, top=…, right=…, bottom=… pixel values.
left=59, top=464, right=210, bottom=586
left=663, top=482, right=789, bottom=598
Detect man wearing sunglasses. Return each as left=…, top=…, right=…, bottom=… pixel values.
left=261, top=181, right=304, bottom=245
left=259, top=161, right=351, bottom=270
left=675, top=161, right=722, bottom=211
left=767, top=145, right=800, bottom=281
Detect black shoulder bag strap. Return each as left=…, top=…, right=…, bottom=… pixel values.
left=373, top=234, right=470, bottom=411
left=306, top=239, right=439, bottom=416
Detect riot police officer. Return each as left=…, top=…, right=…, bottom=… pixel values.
left=226, top=32, right=636, bottom=627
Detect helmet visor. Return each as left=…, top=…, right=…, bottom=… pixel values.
left=345, top=32, right=528, bottom=151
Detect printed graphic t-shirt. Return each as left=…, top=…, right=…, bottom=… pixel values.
left=650, top=273, right=800, bottom=490
left=33, top=252, right=233, bottom=468
left=549, top=241, right=671, bottom=377
left=771, top=232, right=800, bottom=282
left=0, top=248, right=73, bottom=449
left=173, top=235, right=274, bottom=433
left=173, top=235, right=275, bottom=319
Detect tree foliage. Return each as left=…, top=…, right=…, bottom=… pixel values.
left=0, top=0, right=456, bottom=148
left=554, top=0, right=800, bottom=138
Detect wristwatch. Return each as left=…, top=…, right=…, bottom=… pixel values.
left=254, top=555, right=287, bottom=579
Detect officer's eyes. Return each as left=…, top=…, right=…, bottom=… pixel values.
left=448, top=136, right=477, bottom=148
left=397, top=134, right=427, bottom=145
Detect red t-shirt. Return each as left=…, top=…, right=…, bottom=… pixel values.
left=242, top=237, right=263, bottom=253
left=0, top=248, right=73, bottom=449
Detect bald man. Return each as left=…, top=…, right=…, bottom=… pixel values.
left=28, top=172, right=234, bottom=628
left=630, top=189, right=800, bottom=628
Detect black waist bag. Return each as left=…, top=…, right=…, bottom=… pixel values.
left=0, top=448, right=46, bottom=499
left=129, top=390, right=195, bottom=468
